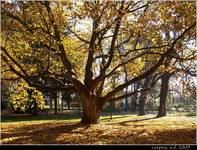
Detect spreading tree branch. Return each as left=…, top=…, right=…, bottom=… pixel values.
left=104, top=22, right=196, bottom=101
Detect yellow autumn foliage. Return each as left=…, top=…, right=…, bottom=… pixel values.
left=125, top=58, right=144, bottom=77
left=10, top=80, right=45, bottom=111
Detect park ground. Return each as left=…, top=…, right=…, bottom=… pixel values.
left=0, top=112, right=196, bottom=144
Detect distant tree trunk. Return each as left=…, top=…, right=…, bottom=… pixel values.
left=124, top=74, right=129, bottom=112
left=110, top=101, right=115, bottom=119
left=139, top=91, right=147, bottom=116
left=124, top=86, right=129, bottom=112
left=125, top=97, right=129, bottom=112
left=157, top=73, right=171, bottom=117
left=131, top=96, right=137, bottom=112
left=131, top=81, right=140, bottom=112
left=33, top=100, right=38, bottom=115
left=54, top=92, right=58, bottom=115
left=67, top=102, right=70, bottom=110
left=61, top=97, right=64, bottom=110
left=50, top=96, right=53, bottom=109
left=139, top=75, right=152, bottom=116
left=58, top=92, right=63, bottom=112
left=118, top=47, right=129, bottom=112
left=57, top=92, right=60, bottom=112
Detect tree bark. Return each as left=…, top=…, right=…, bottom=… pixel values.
left=125, top=97, right=129, bottom=112
left=80, top=96, right=104, bottom=124
left=131, top=96, right=137, bottom=112
left=124, top=87, right=129, bottom=112
left=109, top=101, right=115, bottom=120
left=157, top=73, right=171, bottom=117
left=138, top=75, right=152, bottom=116
left=131, top=81, right=140, bottom=112
left=139, top=91, right=147, bottom=115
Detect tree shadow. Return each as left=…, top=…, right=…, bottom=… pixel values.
left=1, top=121, right=87, bottom=144
left=105, top=116, right=158, bottom=126
left=101, top=115, right=132, bottom=121
left=128, top=117, right=157, bottom=122
left=1, top=116, right=196, bottom=144
left=1, top=113, right=80, bottom=123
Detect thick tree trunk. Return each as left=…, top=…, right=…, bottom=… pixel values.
left=80, top=97, right=104, bottom=124
left=157, top=73, right=171, bottom=117
left=72, top=79, right=105, bottom=124
left=81, top=108, right=100, bottom=124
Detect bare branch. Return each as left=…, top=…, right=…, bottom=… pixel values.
left=1, top=47, right=28, bottom=77
left=105, top=51, right=162, bottom=79
left=44, top=1, right=74, bottom=76
left=1, top=54, right=26, bottom=79
left=68, top=29, right=90, bottom=43
left=108, top=88, right=148, bottom=102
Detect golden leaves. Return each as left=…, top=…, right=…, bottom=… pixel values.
left=1, top=114, right=195, bottom=144
left=62, top=37, right=86, bottom=77
left=10, top=79, right=45, bottom=111
left=125, top=58, right=144, bottom=77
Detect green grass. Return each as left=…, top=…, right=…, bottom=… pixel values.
left=1, top=114, right=134, bottom=124
left=1, top=114, right=81, bottom=123
left=1, top=111, right=195, bottom=123
left=186, top=111, right=196, bottom=117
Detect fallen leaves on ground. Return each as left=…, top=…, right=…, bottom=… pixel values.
left=1, top=114, right=196, bottom=144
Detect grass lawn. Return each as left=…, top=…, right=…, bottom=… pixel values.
left=1, top=113, right=196, bottom=144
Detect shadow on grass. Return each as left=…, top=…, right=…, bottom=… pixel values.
left=1, top=121, right=196, bottom=144
left=104, top=116, right=158, bottom=126
left=1, top=121, right=88, bottom=144
left=1, top=114, right=81, bottom=123
left=101, top=115, right=133, bottom=121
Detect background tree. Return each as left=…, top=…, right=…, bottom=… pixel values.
left=9, top=79, right=45, bottom=114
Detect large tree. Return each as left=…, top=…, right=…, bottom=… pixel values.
left=1, top=1, right=196, bottom=124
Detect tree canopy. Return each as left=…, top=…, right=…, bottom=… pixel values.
left=1, top=0, right=196, bottom=124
